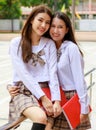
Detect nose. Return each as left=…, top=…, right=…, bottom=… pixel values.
left=41, top=22, right=46, bottom=28
left=53, top=27, right=58, bottom=33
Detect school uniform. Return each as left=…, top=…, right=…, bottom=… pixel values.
left=8, top=36, right=61, bottom=127
left=52, top=41, right=91, bottom=130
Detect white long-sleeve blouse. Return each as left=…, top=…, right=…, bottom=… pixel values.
left=9, top=36, right=61, bottom=101
left=57, top=40, right=90, bottom=114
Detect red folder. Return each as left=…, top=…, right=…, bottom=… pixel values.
left=40, top=87, right=67, bottom=107
left=62, top=94, right=92, bottom=130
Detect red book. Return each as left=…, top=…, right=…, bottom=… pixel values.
left=62, top=94, right=92, bottom=130
left=40, top=87, right=67, bottom=107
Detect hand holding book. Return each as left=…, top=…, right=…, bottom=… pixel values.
left=40, top=87, right=92, bottom=129
left=62, top=94, right=92, bottom=129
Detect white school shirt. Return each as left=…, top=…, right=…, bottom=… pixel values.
left=9, top=36, right=60, bottom=101
left=57, top=40, right=89, bottom=114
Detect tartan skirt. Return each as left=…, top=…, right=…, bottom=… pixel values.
left=8, top=82, right=48, bottom=127
left=52, top=90, right=91, bottom=130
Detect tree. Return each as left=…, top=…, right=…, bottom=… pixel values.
left=0, top=0, right=21, bottom=19
left=20, top=0, right=72, bottom=14
left=19, top=0, right=72, bottom=15
left=0, top=0, right=73, bottom=19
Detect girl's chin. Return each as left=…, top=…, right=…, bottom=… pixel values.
left=38, top=32, right=45, bottom=36
left=52, top=38, right=58, bottom=41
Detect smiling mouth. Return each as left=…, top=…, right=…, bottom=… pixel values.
left=39, top=28, right=45, bottom=33
left=52, top=34, right=60, bottom=37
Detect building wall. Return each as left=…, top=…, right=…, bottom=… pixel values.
left=76, top=0, right=96, bottom=19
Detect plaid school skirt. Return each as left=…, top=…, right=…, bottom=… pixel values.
left=52, top=90, right=91, bottom=130
left=8, top=82, right=49, bottom=128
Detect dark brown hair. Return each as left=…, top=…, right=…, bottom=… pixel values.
left=19, top=5, right=52, bottom=63
left=52, top=11, right=83, bottom=55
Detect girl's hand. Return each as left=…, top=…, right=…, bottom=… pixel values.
left=7, top=85, right=20, bottom=97
left=80, top=114, right=89, bottom=124
left=40, top=95, right=54, bottom=116
left=53, top=101, right=62, bottom=117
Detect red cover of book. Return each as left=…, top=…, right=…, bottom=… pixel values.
left=62, top=94, right=92, bottom=130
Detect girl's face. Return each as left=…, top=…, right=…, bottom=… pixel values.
left=31, top=13, right=51, bottom=36
left=50, top=17, right=68, bottom=44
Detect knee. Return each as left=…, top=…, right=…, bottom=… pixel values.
left=37, top=112, right=47, bottom=124
left=23, top=106, right=47, bottom=124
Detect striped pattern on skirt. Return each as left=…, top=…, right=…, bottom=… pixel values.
left=8, top=82, right=45, bottom=129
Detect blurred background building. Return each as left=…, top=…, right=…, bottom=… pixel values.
left=75, top=0, right=96, bottom=19
left=75, top=0, right=96, bottom=31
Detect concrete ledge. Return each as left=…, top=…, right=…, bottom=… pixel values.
left=0, top=33, right=20, bottom=41
left=75, top=31, right=96, bottom=42
left=0, top=31, right=96, bottom=41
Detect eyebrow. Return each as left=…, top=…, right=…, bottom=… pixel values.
left=38, top=17, right=51, bottom=21
left=51, top=24, right=65, bottom=26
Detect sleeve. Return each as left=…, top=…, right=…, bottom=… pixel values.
left=69, top=44, right=90, bottom=114
left=9, top=38, right=45, bottom=99
left=48, top=40, right=61, bottom=101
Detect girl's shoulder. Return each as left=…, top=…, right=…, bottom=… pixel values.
left=11, top=36, right=21, bottom=44
left=42, top=37, right=55, bottom=43
left=10, top=36, right=21, bottom=47
left=10, top=36, right=21, bottom=51
left=65, top=41, right=81, bottom=58
left=64, top=41, right=79, bottom=52
left=41, top=37, right=56, bottom=47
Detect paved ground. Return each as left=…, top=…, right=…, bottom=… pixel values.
left=0, top=33, right=96, bottom=129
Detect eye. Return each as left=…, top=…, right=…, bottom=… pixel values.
left=46, top=21, right=50, bottom=25
left=38, top=19, right=43, bottom=22
left=58, top=25, right=64, bottom=29
left=51, top=24, right=55, bottom=28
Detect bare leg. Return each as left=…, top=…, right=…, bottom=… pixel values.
left=45, top=122, right=53, bottom=130
left=23, top=106, right=47, bottom=124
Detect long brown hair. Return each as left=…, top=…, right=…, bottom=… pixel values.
left=19, top=5, right=52, bottom=63
left=52, top=11, right=83, bottom=55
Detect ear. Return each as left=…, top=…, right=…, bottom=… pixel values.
left=30, top=19, right=33, bottom=24
left=65, top=27, right=69, bottom=34
left=30, top=21, right=32, bottom=24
